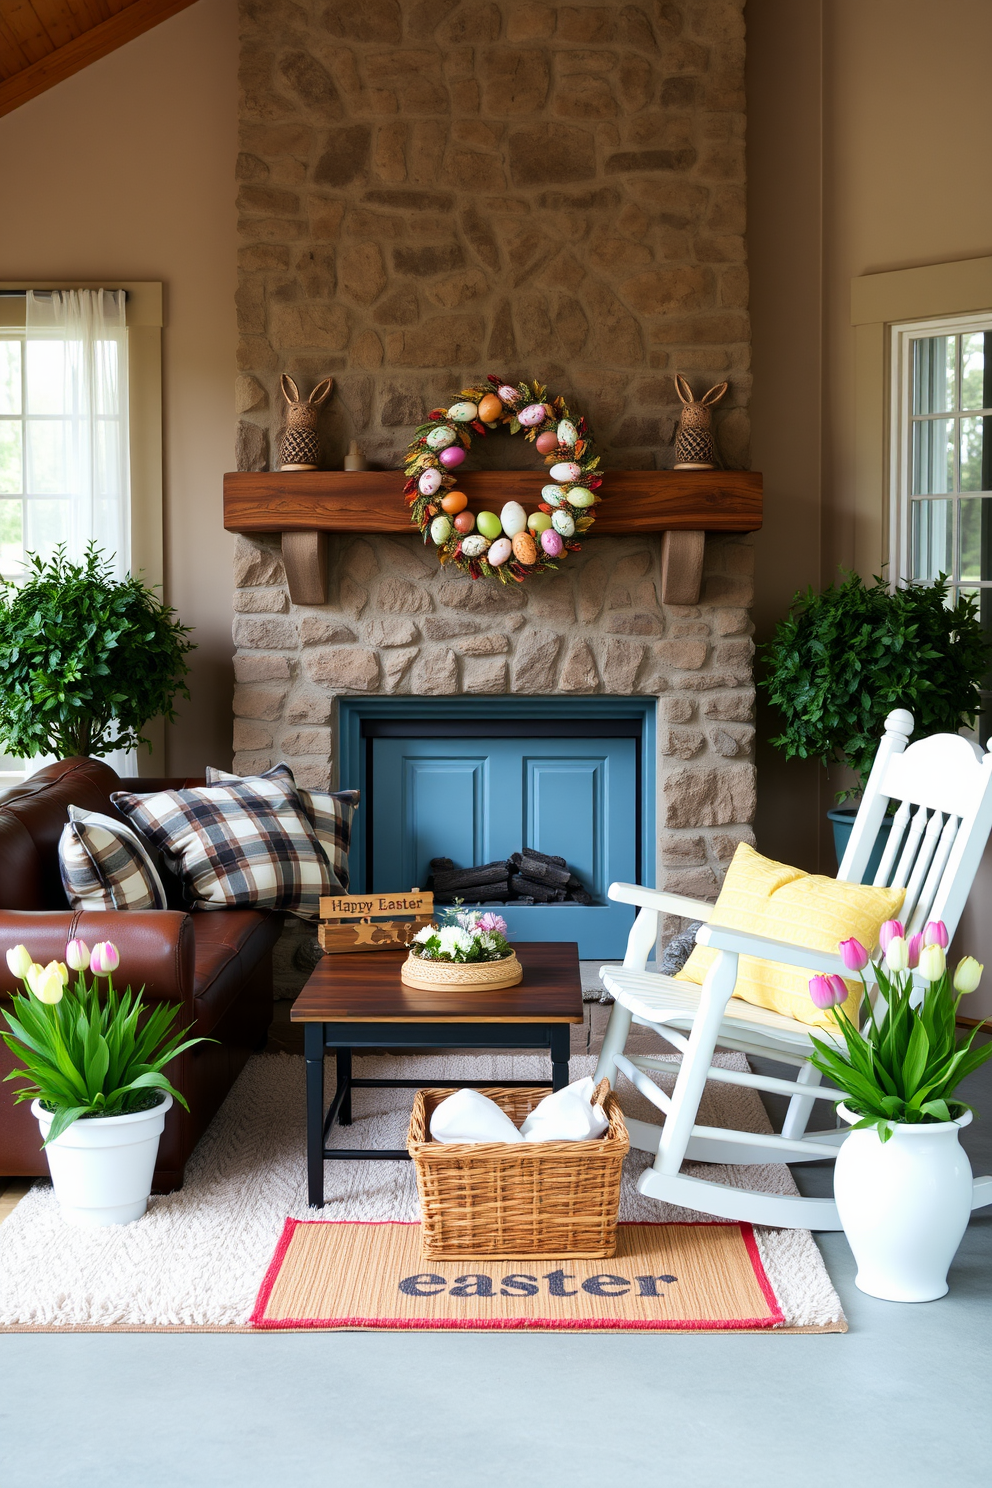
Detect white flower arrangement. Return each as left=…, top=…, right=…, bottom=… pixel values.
left=410, top=910, right=512, bottom=964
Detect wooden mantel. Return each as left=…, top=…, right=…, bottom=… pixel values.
left=223, top=468, right=762, bottom=606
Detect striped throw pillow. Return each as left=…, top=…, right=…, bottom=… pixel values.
left=205, top=765, right=359, bottom=892
left=59, top=806, right=169, bottom=912
left=111, top=774, right=334, bottom=918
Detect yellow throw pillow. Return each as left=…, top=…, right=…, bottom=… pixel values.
left=675, top=843, right=905, bottom=1029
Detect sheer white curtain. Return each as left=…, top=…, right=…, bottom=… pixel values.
left=18, top=290, right=132, bottom=776
left=23, top=289, right=129, bottom=577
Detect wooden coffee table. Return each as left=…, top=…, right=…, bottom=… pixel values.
left=291, top=941, right=583, bottom=1206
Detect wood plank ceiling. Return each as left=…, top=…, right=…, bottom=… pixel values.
left=0, top=0, right=197, bottom=118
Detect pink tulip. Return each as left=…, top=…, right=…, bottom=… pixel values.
left=839, top=937, right=869, bottom=972
left=923, top=920, right=949, bottom=948
left=89, top=941, right=120, bottom=976
left=878, top=920, right=905, bottom=953
left=809, top=973, right=849, bottom=1010
left=66, top=938, right=90, bottom=972
left=907, top=931, right=924, bottom=969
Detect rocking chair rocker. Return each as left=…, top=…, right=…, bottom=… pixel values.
left=594, top=709, right=992, bottom=1229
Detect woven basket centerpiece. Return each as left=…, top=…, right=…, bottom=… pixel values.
left=400, top=949, right=522, bottom=991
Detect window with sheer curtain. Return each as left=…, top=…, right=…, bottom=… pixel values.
left=0, top=289, right=132, bottom=779
left=0, top=289, right=130, bottom=581
left=891, top=313, right=992, bottom=738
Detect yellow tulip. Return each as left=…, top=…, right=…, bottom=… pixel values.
left=5, top=944, right=33, bottom=981
left=34, top=967, right=64, bottom=1005
left=25, top=963, right=45, bottom=995
left=953, top=956, right=983, bottom=994
left=46, top=960, right=69, bottom=985
left=917, top=943, right=946, bottom=982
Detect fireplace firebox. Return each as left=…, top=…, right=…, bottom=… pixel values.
left=338, top=697, right=655, bottom=959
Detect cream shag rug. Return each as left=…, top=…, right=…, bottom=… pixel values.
left=0, top=1052, right=845, bottom=1331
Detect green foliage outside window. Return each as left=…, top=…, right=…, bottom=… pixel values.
left=0, top=544, right=195, bottom=759
left=761, top=572, right=992, bottom=800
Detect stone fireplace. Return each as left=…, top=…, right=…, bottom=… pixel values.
left=231, top=0, right=757, bottom=961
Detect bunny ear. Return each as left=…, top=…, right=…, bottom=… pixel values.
left=701, top=381, right=728, bottom=406
left=308, top=377, right=334, bottom=407
left=280, top=374, right=301, bottom=404
left=674, top=373, right=694, bottom=404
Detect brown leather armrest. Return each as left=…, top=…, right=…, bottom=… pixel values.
left=0, top=910, right=195, bottom=1009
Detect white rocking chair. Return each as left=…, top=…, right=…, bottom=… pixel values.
left=594, top=708, right=992, bottom=1229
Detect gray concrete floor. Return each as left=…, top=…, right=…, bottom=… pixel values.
left=1, top=1020, right=989, bottom=1488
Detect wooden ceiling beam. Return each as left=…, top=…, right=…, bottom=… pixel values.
left=0, top=0, right=198, bottom=118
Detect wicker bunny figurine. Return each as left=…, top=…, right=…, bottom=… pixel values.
left=673, top=374, right=728, bottom=469
left=279, top=374, right=334, bottom=470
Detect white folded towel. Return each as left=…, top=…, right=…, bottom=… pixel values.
left=428, top=1088, right=524, bottom=1144
left=519, top=1076, right=609, bottom=1143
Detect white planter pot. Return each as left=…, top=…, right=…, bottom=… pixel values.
left=834, top=1103, right=973, bottom=1302
left=32, top=1094, right=172, bottom=1228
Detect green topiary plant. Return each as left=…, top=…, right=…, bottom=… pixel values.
left=761, top=572, right=992, bottom=801
left=0, top=544, right=195, bottom=759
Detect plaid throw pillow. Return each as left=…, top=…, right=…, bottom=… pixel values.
left=59, top=806, right=169, bottom=912
left=111, top=775, right=333, bottom=917
left=205, top=765, right=359, bottom=892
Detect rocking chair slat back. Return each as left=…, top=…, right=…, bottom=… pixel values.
left=837, top=709, right=992, bottom=940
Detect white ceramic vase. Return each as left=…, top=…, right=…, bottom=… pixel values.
left=834, top=1103, right=973, bottom=1302
left=32, top=1094, right=172, bottom=1228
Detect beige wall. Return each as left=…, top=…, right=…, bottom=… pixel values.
left=0, top=0, right=238, bottom=775
left=747, top=0, right=992, bottom=1015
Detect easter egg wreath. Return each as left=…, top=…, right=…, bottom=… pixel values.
left=404, top=375, right=604, bottom=582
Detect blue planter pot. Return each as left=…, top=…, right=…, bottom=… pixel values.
left=827, top=808, right=894, bottom=884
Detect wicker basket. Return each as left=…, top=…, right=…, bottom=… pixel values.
left=400, top=950, right=523, bottom=992
left=407, top=1080, right=629, bottom=1259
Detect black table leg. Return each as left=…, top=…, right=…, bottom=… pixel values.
left=336, top=1047, right=353, bottom=1125
left=550, top=1025, right=570, bottom=1091
left=305, top=1021, right=325, bottom=1207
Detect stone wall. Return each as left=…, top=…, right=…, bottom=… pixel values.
left=233, top=0, right=756, bottom=936
left=236, top=0, right=750, bottom=472
left=232, top=525, right=756, bottom=900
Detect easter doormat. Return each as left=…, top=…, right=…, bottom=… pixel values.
left=250, top=1218, right=839, bottom=1333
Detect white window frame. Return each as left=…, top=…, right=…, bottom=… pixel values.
left=0, top=282, right=164, bottom=781
left=889, top=310, right=992, bottom=594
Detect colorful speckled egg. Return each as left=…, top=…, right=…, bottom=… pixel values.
left=488, top=537, right=513, bottom=566
left=550, top=460, right=582, bottom=484
left=512, top=531, right=538, bottom=565
left=500, top=501, right=527, bottom=537
left=430, top=515, right=452, bottom=545
left=439, top=445, right=466, bottom=469
left=541, top=529, right=564, bottom=557
left=461, top=534, right=490, bottom=558
left=552, top=510, right=575, bottom=538
left=498, top=385, right=521, bottom=405
left=566, top=486, right=596, bottom=507
left=478, top=393, right=503, bottom=423
left=448, top=401, right=478, bottom=423
left=518, top=403, right=547, bottom=427
left=419, top=468, right=443, bottom=496
left=557, top=420, right=578, bottom=447
left=426, top=425, right=457, bottom=450
left=542, top=483, right=565, bottom=506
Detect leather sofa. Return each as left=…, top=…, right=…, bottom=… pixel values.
left=0, top=757, right=281, bottom=1191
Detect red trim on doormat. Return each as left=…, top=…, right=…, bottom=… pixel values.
left=249, top=1219, right=786, bottom=1331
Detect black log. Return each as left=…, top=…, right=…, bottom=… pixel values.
left=519, top=852, right=572, bottom=887
left=509, top=874, right=566, bottom=903
left=438, top=883, right=510, bottom=903
left=522, top=847, right=567, bottom=867
left=429, top=857, right=455, bottom=871
left=432, top=861, right=511, bottom=892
